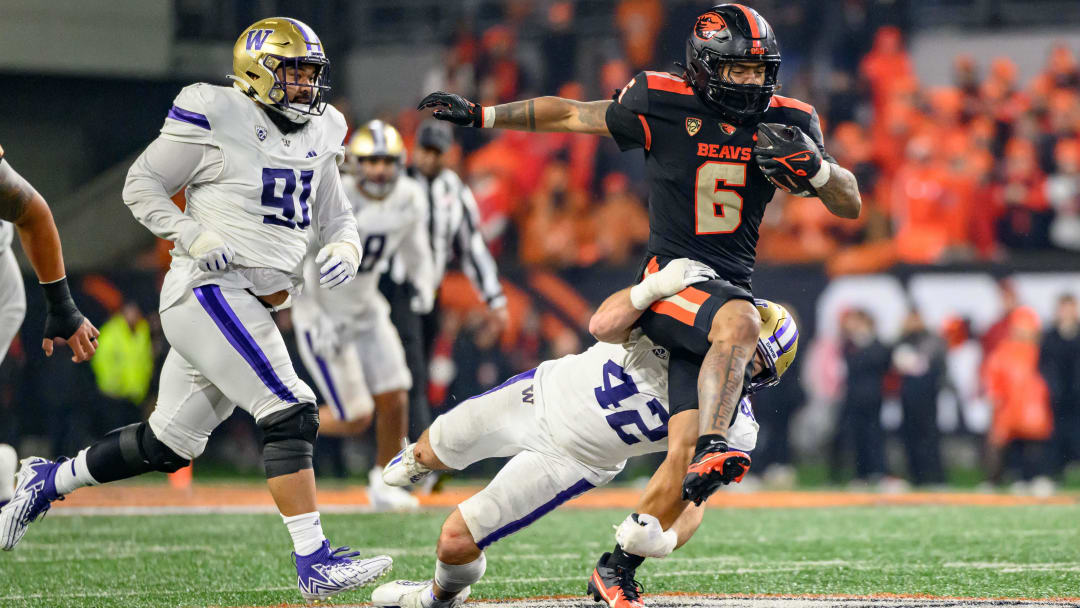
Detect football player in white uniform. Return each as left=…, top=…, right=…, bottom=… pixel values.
left=0, top=18, right=393, bottom=602
left=293, top=120, right=435, bottom=511
left=371, top=260, right=799, bottom=608
left=0, top=145, right=100, bottom=509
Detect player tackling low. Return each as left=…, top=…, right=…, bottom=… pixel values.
left=419, top=3, right=859, bottom=550
left=369, top=259, right=798, bottom=608
left=292, top=119, right=435, bottom=511
left=0, top=18, right=393, bottom=602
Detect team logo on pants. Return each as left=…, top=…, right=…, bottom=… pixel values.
left=685, top=117, right=702, bottom=136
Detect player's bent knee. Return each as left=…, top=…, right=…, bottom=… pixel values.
left=437, top=512, right=480, bottom=563
left=258, top=402, right=319, bottom=478
left=116, top=422, right=192, bottom=473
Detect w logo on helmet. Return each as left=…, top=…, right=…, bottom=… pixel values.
left=694, top=11, right=728, bottom=41
left=245, top=28, right=273, bottom=50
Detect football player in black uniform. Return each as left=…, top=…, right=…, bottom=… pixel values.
left=420, top=4, right=860, bottom=606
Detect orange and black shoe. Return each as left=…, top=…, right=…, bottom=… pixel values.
left=587, top=552, right=646, bottom=608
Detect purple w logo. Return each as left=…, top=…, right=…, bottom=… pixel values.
left=245, top=29, right=273, bottom=50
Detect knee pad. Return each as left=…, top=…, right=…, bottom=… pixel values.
left=435, top=553, right=486, bottom=594
left=258, top=402, right=319, bottom=478
left=114, top=422, right=191, bottom=474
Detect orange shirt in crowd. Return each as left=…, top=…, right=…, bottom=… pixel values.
left=890, top=162, right=953, bottom=263
left=983, top=339, right=1053, bottom=445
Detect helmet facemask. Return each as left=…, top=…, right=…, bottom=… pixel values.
left=687, top=48, right=780, bottom=122
left=353, top=156, right=402, bottom=200
left=262, top=55, right=331, bottom=121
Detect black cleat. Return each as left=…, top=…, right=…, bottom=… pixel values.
left=587, top=552, right=646, bottom=608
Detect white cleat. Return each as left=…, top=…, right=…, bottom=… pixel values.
left=0, top=444, right=16, bottom=508
left=382, top=444, right=432, bottom=487
left=368, top=466, right=420, bottom=512
left=371, top=579, right=470, bottom=608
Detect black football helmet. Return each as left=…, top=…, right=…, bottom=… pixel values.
left=684, top=4, right=781, bottom=123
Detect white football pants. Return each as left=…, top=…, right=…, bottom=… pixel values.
left=148, top=285, right=315, bottom=460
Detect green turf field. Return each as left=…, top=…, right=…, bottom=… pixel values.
left=1, top=504, right=1077, bottom=607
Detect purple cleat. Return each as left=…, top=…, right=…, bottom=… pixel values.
left=294, top=539, right=392, bottom=602
left=0, top=457, right=65, bottom=551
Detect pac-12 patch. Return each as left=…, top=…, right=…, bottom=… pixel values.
left=685, top=117, right=702, bottom=136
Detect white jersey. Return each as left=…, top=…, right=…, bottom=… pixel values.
left=124, top=83, right=361, bottom=311
left=0, top=222, right=12, bottom=254
left=536, top=330, right=759, bottom=469
left=293, top=174, right=434, bottom=329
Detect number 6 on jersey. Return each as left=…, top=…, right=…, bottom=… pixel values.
left=694, top=161, right=746, bottom=234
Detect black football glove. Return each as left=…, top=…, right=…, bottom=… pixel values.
left=754, top=123, right=827, bottom=197
left=417, top=91, right=483, bottom=127
left=681, top=434, right=751, bottom=506
left=41, top=277, right=86, bottom=344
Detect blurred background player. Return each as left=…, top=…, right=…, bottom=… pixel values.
left=372, top=269, right=795, bottom=608
left=0, top=144, right=100, bottom=510
left=383, top=119, right=507, bottom=442
left=0, top=18, right=393, bottom=602
left=293, top=119, right=435, bottom=511
left=419, top=3, right=861, bottom=515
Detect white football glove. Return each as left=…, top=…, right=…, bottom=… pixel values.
left=615, top=513, right=677, bottom=559
left=315, top=242, right=361, bottom=290
left=410, top=287, right=435, bottom=314
left=629, top=258, right=718, bottom=310
left=188, top=230, right=235, bottom=273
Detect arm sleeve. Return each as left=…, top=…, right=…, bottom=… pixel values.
left=313, top=163, right=362, bottom=252
left=400, top=192, right=437, bottom=297
left=605, top=72, right=650, bottom=152
left=455, top=183, right=506, bottom=309
left=121, top=137, right=222, bottom=251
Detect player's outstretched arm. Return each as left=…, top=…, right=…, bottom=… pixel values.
left=610, top=409, right=698, bottom=560
left=0, top=156, right=99, bottom=362
left=589, top=259, right=718, bottom=343
left=815, top=163, right=861, bottom=219
left=418, top=91, right=613, bottom=136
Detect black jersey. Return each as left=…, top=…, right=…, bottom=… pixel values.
left=605, top=71, right=834, bottom=288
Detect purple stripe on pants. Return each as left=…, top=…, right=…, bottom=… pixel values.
left=476, top=478, right=595, bottom=549
left=194, top=285, right=297, bottom=404
left=304, top=330, right=346, bottom=419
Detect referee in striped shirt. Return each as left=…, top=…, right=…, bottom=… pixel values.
left=381, top=120, right=507, bottom=438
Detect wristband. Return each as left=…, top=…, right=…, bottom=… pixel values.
left=629, top=280, right=657, bottom=310
left=809, top=160, right=832, bottom=189
left=40, top=276, right=75, bottom=311
left=481, top=106, right=495, bottom=129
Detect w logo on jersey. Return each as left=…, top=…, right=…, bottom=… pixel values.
left=245, top=29, right=273, bottom=50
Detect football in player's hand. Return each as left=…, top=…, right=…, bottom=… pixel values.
left=754, top=123, right=824, bottom=197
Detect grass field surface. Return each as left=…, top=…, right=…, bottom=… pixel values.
left=1, top=497, right=1078, bottom=608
